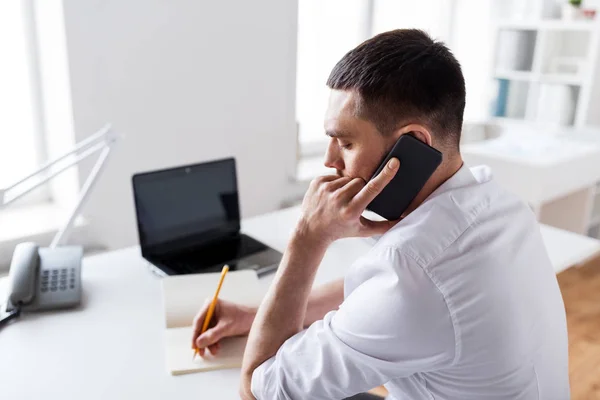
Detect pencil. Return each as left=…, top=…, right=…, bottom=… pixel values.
left=193, top=265, right=229, bottom=359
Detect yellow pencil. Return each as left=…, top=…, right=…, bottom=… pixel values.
left=193, top=265, right=229, bottom=359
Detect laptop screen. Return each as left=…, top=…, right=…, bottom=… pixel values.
left=132, top=158, right=240, bottom=255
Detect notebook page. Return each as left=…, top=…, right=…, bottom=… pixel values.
left=162, top=269, right=264, bottom=328
left=165, top=326, right=248, bottom=375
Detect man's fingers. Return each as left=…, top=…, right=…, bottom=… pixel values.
left=324, top=176, right=353, bottom=192
left=358, top=216, right=400, bottom=236
left=350, top=158, right=399, bottom=211
left=196, top=324, right=226, bottom=350
left=208, top=342, right=220, bottom=356
left=310, top=174, right=339, bottom=188
left=191, top=298, right=211, bottom=349
left=338, top=177, right=366, bottom=199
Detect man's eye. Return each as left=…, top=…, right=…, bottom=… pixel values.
left=339, top=143, right=352, bottom=150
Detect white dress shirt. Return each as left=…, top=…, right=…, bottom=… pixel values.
left=251, top=165, right=570, bottom=400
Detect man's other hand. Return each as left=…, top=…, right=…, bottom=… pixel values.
left=298, top=157, right=400, bottom=244
left=191, top=298, right=257, bottom=357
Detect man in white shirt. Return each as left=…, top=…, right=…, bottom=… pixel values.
left=191, top=29, right=570, bottom=399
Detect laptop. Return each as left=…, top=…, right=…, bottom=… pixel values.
left=131, top=158, right=282, bottom=277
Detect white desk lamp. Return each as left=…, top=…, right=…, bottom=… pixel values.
left=0, top=124, right=117, bottom=325
left=0, top=124, right=117, bottom=247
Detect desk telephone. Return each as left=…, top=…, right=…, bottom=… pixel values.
left=1, top=242, right=82, bottom=327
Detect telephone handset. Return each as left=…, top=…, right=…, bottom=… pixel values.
left=8, top=242, right=39, bottom=308
left=1, top=242, right=82, bottom=328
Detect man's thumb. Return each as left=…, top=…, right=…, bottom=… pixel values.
left=359, top=216, right=398, bottom=236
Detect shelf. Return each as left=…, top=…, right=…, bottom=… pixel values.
left=494, top=70, right=533, bottom=81
left=491, top=116, right=531, bottom=125
left=542, top=20, right=598, bottom=31
left=497, top=20, right=539, bottom=30
left=494, top=70, right=584, bottom=85
left=497, top=19, right=598, bottom=31
left=539, top=73, right=584, bottom=85
left=490, top=116, right=578, bottom=128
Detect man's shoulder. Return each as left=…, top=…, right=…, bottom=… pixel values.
left=374, top=173, right=528, bottom=269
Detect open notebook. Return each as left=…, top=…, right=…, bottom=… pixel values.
left=161, top=270, right=264, bottom=376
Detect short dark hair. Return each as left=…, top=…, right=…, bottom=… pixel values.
left=326, top=29, right=466, bottom=149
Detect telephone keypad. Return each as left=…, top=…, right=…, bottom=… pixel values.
left=25, top=246, right=83, bottom=311
left=40, top=268, right=77, bottom=293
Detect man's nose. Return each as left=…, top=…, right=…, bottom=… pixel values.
left=324, top=140, right=344, bottom=171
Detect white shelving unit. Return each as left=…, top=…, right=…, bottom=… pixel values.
left=462, top=132, right=600, bottom=238
left=468, top=1, right=600, bottom=240
left=497, top=19, right=597, bottom=31
left=489, top=0, right=600, bottom=128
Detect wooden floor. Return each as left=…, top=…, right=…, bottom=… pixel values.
left=558, top=254, right=600, bottom=400
left=369, top=254, right=600, bottom=400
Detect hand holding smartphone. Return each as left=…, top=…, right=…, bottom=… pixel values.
left=367, top=134, right=442, bottom=220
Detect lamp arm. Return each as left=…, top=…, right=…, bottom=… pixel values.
left=0, top=124, right=118, bottom=249
left=0, top=141, right=107, bottom=208
left=3, top=124, right=112, bottom=193
left=50, top=143, right=113, bottom=248
left=0, top=124, right=114, bottom=209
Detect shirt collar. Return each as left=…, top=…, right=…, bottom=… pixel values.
left=425, top=163, right=492, bottom=203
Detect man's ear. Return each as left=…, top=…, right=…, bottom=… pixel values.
left=394, top=124, right=433, bottom=147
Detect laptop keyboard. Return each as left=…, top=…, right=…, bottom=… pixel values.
left=171, top=262, right=203, bottom=274
left=167, top=235, right=267, bottom=273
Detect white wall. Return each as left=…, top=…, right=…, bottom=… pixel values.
left=59, top=0, right=298, bottom=250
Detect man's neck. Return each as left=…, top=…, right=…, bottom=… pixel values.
left=401, top=155, right=464, bottom=218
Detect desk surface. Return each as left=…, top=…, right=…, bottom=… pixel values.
left=0, top=206, right=371, bottom=400
left=1, top=206, right=598, bottom=399
left=461, top=134, right=600, bottom=166
left=461, top=135, right=600, bottom=206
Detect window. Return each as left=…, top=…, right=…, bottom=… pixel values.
left=451, top=0, right=495, bottom=124
left=372, top=0, right=453, bottom=39
left=295, top=0, right=494, bottom=156
left=296, top=0, right=371, bottom=152
left=0, top=1, right=47, bottom=202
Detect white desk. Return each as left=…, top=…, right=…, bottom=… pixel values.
left=1, top=206, right=598, bottom=399
left=0, top=207, right=371, bottom=400
left=462, top=134, right=600, bottom=235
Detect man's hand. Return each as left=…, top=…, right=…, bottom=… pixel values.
left=191, top=298, right=256, bottom=357
left=298, top=157, right=400, bottom=244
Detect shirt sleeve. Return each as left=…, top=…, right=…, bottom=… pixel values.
left=251, top=246, right=457, bottom=400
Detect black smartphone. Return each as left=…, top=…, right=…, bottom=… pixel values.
left=367, top=134, right=442, bottom=220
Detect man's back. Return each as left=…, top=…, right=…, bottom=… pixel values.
left=351, top=165, right=569, bottom=399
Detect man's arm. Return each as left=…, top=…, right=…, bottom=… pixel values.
left=245, top=246, right=456, bottom=399
left=239, top=158, right=400, bottom=399
left=240, top=227, right=328, bottom=399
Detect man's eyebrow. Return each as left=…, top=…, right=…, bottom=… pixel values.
left=325, top=130, right=352, bottom=138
